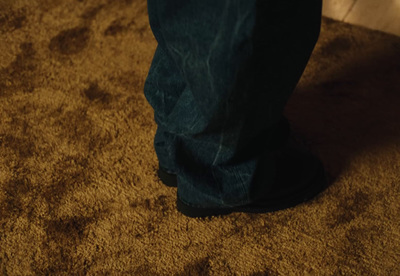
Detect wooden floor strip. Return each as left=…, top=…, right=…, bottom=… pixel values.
left=322, top=0, right=400, bottom=36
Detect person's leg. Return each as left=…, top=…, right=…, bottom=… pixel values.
left=144, top=0, right=323, bottom=211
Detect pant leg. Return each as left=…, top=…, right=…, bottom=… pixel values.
left=144, top=0, right=322, bottom=208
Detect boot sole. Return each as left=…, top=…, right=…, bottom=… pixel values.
left=157, top=167, right=178, bottom=187
left=176, top=159, right=328, bottom=218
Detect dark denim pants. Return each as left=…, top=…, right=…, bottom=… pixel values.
left=144, top=0, right=322, bottom=208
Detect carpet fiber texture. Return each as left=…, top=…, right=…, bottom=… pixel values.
left=1, top=0, right=400, bottom=275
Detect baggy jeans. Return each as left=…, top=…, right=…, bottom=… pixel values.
left=144, top=0, right=322, bottom=208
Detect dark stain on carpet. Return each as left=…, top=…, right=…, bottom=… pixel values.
left=104, top=19, right=128, bottom=36
left=327, top=190, right=371, bottom=228
left=0, top=134, right=35, bottom=158
left=0, top=9, right=27, bottom=33
left=83, top=82, right=112, bottom=104
left=2, top=175, right=31, bottom=219
left=49, top=26, right=91, bottom=55
left=81, top=4, right=105, bottom=21
left=178, top=257, right=212, bottom=276
left=321, top=36, right=353, bottom=56
left=0, top=42, right=37, bottom=95
left=44, top=155, right=91, bottom=207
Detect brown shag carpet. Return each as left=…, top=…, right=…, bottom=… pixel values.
left=1, top=0, right=400, bottom=275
